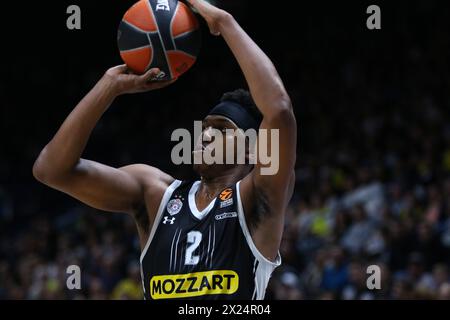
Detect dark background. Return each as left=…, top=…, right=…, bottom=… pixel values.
left=1, top=0, right=450, bottom=299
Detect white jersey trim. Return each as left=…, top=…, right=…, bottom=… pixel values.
left=188, top=180, right=217, bottom=220
left=236, top=181, right=282, bottom=300
left=140, top=179, right=182, bottom=263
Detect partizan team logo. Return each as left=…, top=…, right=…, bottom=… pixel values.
left=167, top=198, right=183, bottom=216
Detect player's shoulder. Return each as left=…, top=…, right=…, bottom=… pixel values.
left=120, top=163, right=175, bottom=189
left=121, top=164, right=177, bottom=216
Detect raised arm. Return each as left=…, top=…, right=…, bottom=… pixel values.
left=33, top=66, right=175, bottom=214
left=188, top=0, right=297, bottom=260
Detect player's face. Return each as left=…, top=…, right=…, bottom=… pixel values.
left=193, top=115, right=250, bottom=178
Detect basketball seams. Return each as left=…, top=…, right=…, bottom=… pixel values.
left=144, top=34, right=155, bottom=72
left=120, top=46, right=153, bottom=74
left=123, top=0, right=157, bottom=32
left=171, top=2, right=199, bottom=37
left=173, top=29, right=199, bottom=41
left=146, top=0, right=173, bottom=79
left=167, top=49, right=196, bottom=60
left=172, top=28, right=201, bottom=59
left=119, top=0, right=199, bottom=78
left=169, top=1, right=180, bottom=51
left=166, top=51, right=197, bottom=78
left=121, top=19, right=151, bottom=34
left=120, top=44, right=152, bottom=53
left=143, top=0, right=158, bottom=73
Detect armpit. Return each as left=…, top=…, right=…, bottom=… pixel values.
left=249, top=187, right=273, bottom=230
left=134, top=202, right=150, bottom=232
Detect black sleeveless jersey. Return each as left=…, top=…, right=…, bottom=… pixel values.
left=140, top=180, right=281, bottom=300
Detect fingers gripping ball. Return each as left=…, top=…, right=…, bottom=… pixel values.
left=117, top=0, right=201, bottom=80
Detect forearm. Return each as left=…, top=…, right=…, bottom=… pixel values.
left=219, top=15, right=291, bottom=114
left=34, top=76, right=118, bottom=178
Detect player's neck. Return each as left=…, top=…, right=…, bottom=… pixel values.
left=198, top=166, right=249, bottom=200
left=199, top=175, right=235, bottom=194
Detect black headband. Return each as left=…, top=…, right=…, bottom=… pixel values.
left=208, top=101, right=262, bottom=132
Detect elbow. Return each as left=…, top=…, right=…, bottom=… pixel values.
left=268, top=96, right=296, bottom=128
left=277, top=95, right=293, bottom=114
left=32, top=150, right=49, bottom=184
left=32, top=147, right=64, bottom=185
left=264, top=89, right=293, bottom=115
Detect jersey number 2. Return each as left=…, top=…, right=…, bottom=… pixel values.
left=185, top=231, right=202, bottom=265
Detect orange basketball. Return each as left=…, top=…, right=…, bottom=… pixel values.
left=117, top=0, right=201, bottom=80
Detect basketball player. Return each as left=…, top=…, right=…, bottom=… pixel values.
left=33, top=0, right=296, bottom=300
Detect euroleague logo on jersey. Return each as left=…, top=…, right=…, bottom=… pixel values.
left=219, top=188, right=233, bottom=208
left=219, top=188, right=233, bottom=201
left=167, top=198, right=183, bottom=216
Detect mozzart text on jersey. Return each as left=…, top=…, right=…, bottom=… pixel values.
left=150, top=270, right=239, bottom=299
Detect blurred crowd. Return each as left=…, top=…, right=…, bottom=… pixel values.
left=1, top=1, right=450, bottom=299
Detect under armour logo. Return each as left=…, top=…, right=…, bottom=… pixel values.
left=163, top=216, right=176, bottom=225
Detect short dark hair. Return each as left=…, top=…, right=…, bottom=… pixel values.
left=220, top=89, right=263, bottom=123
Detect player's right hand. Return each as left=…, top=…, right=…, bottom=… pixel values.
left=186, top=0, right=231, bottom=36
left=104, top=65, right=177, bottom=95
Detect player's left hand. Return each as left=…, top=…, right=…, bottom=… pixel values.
left=186, top=0, right=232, bottom=36
left=104, top=65, right=177, bottom=95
